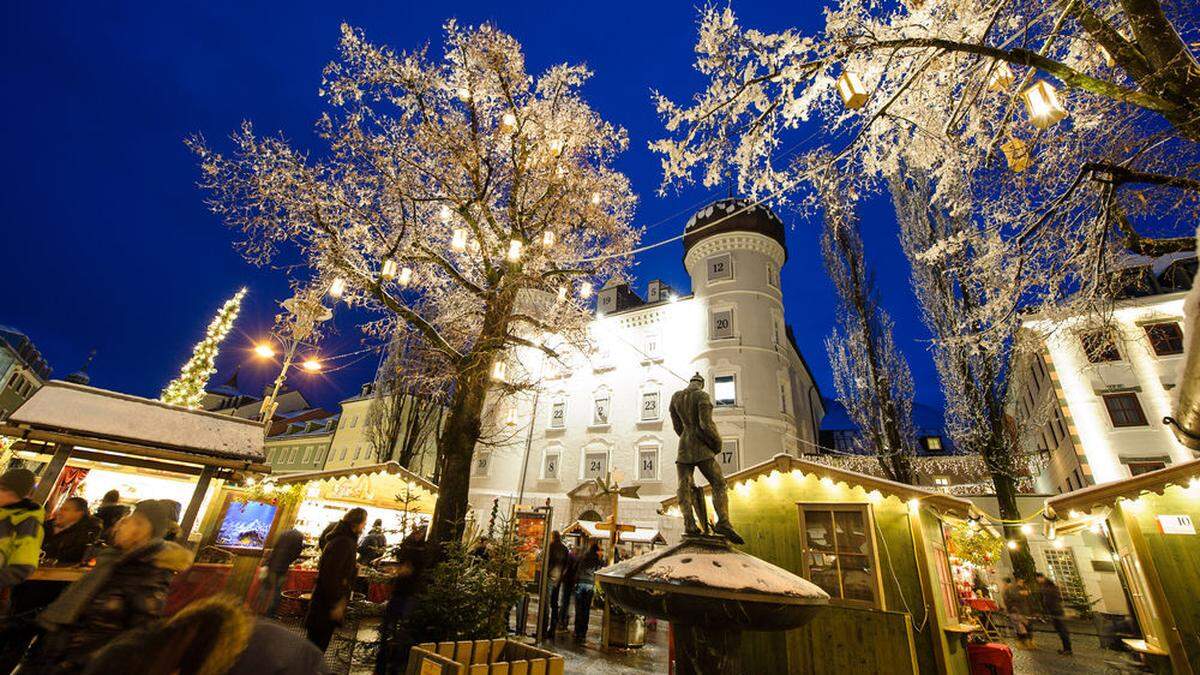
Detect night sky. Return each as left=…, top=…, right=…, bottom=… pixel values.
left=2, top=2, right=941, bottom=415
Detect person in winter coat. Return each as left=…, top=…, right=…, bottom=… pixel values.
left=1001, top=576, right=1033, bottom=649
left=255, top=528, right=305, bottom=618
left=0, top=468, right=45, bottom=591
left=556, top=545, right=578, bottom=631
left=358, top=519, right=387, bottom=563
left=374, top=531, right=428, bottom=675
left=1036, top=572, right=1072, bottom=655
left=93, top=491, right=128, bottom=538
left=542, top=531, right=568, bottom=636
left=81, top=594, right=329, bottom=675
left=572, top=542, right=603, bottom=642
left=32, top=500, right=193, bottom=674
left=42, top=497, right=101, bottom=566
left=305, top=507, right=366, bottom=651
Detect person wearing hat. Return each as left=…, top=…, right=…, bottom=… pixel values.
left=669, top=373, right=744, bottom=544
left=0, top=468, right=45, bottom=590
left=29, top=499, right=192, bottom=674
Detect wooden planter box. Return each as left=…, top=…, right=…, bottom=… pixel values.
left=405, top=639, right=565, bottom=675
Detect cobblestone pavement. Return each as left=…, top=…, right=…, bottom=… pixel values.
left=536, top=609, right=668, bottom=674
left=1007, top=624, right=1145, bottom=675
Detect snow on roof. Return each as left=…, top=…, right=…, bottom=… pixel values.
left=6, top=380, right=265, bottom=462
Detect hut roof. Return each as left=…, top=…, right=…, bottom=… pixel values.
left=1044, top=457, right=1200, bottom=526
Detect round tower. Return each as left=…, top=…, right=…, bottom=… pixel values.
left=683, top=198, right=800, bottom=471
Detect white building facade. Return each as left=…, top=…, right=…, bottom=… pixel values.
left=466, top=199, right=825, bottom=537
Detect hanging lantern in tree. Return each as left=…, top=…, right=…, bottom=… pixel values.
left=548, top=138, right=565, bottom=156
left=590, top=191, right=601, bottom=205
left=836, top=71, right=869, bottom=109
left=579, top=281, right=593, bottom=298
left=439, top=205, right=452, bottom=223
left=380, top=259, right=398, bottom=280
left=1022, top=80, right=1068, bottom=129
left=987, top=62, right=1015, bottom=90
left=1098, top=45, right=1115, bottom=67
left=490, top=360, right=507, bottom=381
left=456, top=87, right=471, bottom=102
left=557, top=285, right=568, bottom=302
left=451, top=228, right=467, bottom=252
left=1000, top=136, right=1031, bottom=172
left=501, top=112, right=517, bottom=130
left=328, top=277, right=346, bottom=298
left=397, top=266, right=413, bottom=287
left=542, top=230, right=555, bottom=247
left=468, top=238, right=481, bottom=255
left=507, top=239, right=523, bottom=262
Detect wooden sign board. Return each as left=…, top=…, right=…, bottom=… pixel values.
left=1156, top=514, right=1196, bottom=535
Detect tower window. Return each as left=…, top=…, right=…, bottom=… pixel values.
left=714, top=375, right=737, bottom=406
left=711, top=309, right=734, bottom=340
left=707, top=253, right=733, bottom=283
left=767, top=262, right=780, bottom=288
left=1143, top=322, right=1184, bottom=356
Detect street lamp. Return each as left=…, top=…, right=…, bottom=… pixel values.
left=254, top=289, right=333, bottom=433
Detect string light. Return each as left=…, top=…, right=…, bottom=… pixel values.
left=820, top=476, right=835, bottom=488
left=907, top=498, right=920, bottom=513
left=507, top=239, right=523, bottom=262
left=542, top=230, right=555, bottom=247
left=578, top=282, right=593, bottom=298
left=1019, top=523, right=1033, bottom=535
left=987, top=62, right=1015, bottom=90
left=451, top=228, right=467, bottom=252
left=1068, top=510, right=1083, bottom=520
left=1007, top=539, right=1019, bottom=550
left=397, top=266, right=413, bottom=287
left=380, top=259, right=398, bottom=280
left=328, top=278, right=346, bottom=299
left=301, top=358, right=323, bottom=373
left=1022, top=80, right=1068, bottom=129
left=836, top=71, right=869, bottom=109
left=1053, top=538, right=1065, bottom=550
left=254, top=343, right=276, bottom=359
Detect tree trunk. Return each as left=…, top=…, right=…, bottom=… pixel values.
left=992, top=471, right=1036, bottom=580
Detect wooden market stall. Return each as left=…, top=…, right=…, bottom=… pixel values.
left=1043, top=458, right=1200, bottom=674
left=0, top=381, right=267, bottom=604
left=662, top=454, right=982, bottom=675
left=562, top=519, right=665, bottom=557
left=207, top=462, right=438, bottom=608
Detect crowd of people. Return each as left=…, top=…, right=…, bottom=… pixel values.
left=539, top=532, right=604, bottom=642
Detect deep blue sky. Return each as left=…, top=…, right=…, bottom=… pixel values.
left=2, top=2, right=942, bottom=415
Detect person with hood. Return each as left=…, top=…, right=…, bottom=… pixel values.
left=81, top=594, right=329, bottom=675
left=31, top=499, right=192, bottom=674
left=305, top=507, right=366, bottom=651
left=93, top=491, right=127, bottom=537
left=357, top=519, right=387, bottom=563
left=1036, top=572, right=1072, bottom=655
left=255, top=528, right=305, bottom=618
left=572, top=541, right=603, bottom=642
left=0, top=468, right=44, bottom=592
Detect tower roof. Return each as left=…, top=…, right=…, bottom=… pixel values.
left=683, top=198, right=787, bottom=260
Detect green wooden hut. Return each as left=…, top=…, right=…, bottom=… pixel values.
left=1044, top=457, right=1200, bottom=674
left=662, top=454, right=979, bottom=675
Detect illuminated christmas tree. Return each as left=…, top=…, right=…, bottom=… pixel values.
left=161, top=288, right=247, bottom=408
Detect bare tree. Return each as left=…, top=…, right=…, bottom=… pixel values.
left=366, top=333, right=446, bottom=476
left=192, top=22, right=639, bottom=550
left=820, top=178, right=917, bottom=483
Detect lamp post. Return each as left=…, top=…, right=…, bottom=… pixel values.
left=254, top=290, right=333, bottom=433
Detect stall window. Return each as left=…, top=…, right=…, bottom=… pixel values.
left=542, top=450, right=560, bottom=480
left=641, top=390, right=660, bottom=421
left=1143, top=322, right=1184, bottom=356
left=797, top=504, right=881, bottom=608
left=549, top=400, right=566, bottom=429
left=930, top=539, right=959, bottom=620
left=1080, top=330, right=1121, bottom=362
left=1103, top=393, right=1148, bottom=427
left=714, top=375, right=736, bottom=406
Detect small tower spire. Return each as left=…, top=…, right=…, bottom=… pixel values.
left=65, top=349, right=97, bottom=386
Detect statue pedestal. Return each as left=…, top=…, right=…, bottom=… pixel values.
left=596, top=535, right=829, bottom=675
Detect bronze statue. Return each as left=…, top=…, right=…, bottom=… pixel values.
left=670, top=373, right=744, bottom=544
